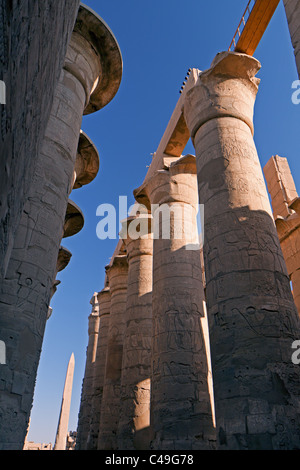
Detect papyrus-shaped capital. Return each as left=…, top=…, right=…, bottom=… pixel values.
left=184, top=51, right=261, bottom=140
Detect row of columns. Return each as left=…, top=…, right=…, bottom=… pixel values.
left=78, top=51, right=300, bottom=450
left=135, top=156, right=215, bottom=450
left=79, top=155, right=216, bottom=450
left=0, top=4, right=122, bottom=450
left=117, top=217, right=153, bottom=450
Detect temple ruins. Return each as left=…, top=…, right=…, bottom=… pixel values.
left=0, top=3, right=122, bottom=450
left=77, top=0, right=300, bottom=451
left=0, top=0, right=300, bottom=451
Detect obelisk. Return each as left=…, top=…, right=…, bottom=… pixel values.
left=54, top=353, right=75, bottom=450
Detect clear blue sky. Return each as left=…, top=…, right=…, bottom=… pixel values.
left=27, top=0, right=299, bottom=445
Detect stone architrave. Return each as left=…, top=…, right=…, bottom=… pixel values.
left=86, top=288, right=111, bottom=450
left=0, top=5, right=122, bottom=450
left=264, top=155, right=300, bottom=315
left=54, top=353, right=75, bottom=451
left=183, top=51, right=300, bottom=450
left=134, top=155, right=216, bottom=451
left=117, top=214, right=153, bottom=450
left=98, top=256, right=128, bottom=450
left=75, top=294, right=100, bottom=450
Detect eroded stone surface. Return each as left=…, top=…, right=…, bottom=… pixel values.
left=183, top=51, right=300, bottom=450
left=0, top=6, right=105, bottom=449
left=75, top=294, right=100, bottom=450
left=284, top=0, right=300, bottom=77
left=98, top=256, right=128, bottom=450
left=134, top=155, right=216, bottom=450
left=117, top=214, right=153, bottom=450
left=264, top=155, right=300, bottom=316
left=0, top=0, right=80, bottom=283
left=86, top=288, right=111, bottom=450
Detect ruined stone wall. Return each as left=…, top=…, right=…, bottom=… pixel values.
left=284, top=0, right=300, bottom=77
left=0, top=0, right=80, bottom=281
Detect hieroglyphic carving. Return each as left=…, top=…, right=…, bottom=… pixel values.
left=134, top=159, right=216, bottom=449
left=184, top=51, right=300, bottom=449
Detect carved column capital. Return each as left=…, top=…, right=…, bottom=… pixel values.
left=67, top=5, right=123, bottom=114
left=120, top=214, right=153, bottom=262
left=134, top=154, right=198, bottom=210
left=184, top=51, right=261, bottom=140
left=105, top=255, right=128, bottom=294
left=73, top=131, right=100, bottom=190
left=97, top=287, right=111, bottom=318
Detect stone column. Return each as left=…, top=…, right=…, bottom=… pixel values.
left=134, top=155, right=215, bottom=450
left=86, top=287, right=111, bottom=450
left=264, top=155, right=300, bottom=316
left=0, top=0, right=80, bottom=283
left=292, top=269, right=300, bottom=313
left=0, top=5, right=122, bottom=450
left=98, top=256, right=128, bottom=450
left=75, top=294, right=100, bottom=450
left=183, top=51, right=300, bottom=450
left=264, top=155, right=300, bottom=312
left=49, top=131, right=99, bottom=314
left=283, top=0, right=300, bottom=77
left=117, top=214, right=153, bottom=450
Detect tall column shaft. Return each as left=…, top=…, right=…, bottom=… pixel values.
left=264, top=155, right=300, bottom=316
left=284, top=0, right=300, bottom=77
left=0, top=15, right=102, bottom=450
left=87, top=288, right=111, bottom=450
left=263, top=155, right=298, bottom=220
left=184, top=51, right=300, bottom=450
left=75, top=295, right=100, bottom=450
left=117, top=215, right=153, bottom=450
left=0, top=0, right=80, bottom=282
left=291, top=270, right=300, bottom=315
left=98, top=256, right=128, bottom=450
left=135, top=155, right=215, bottom=450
